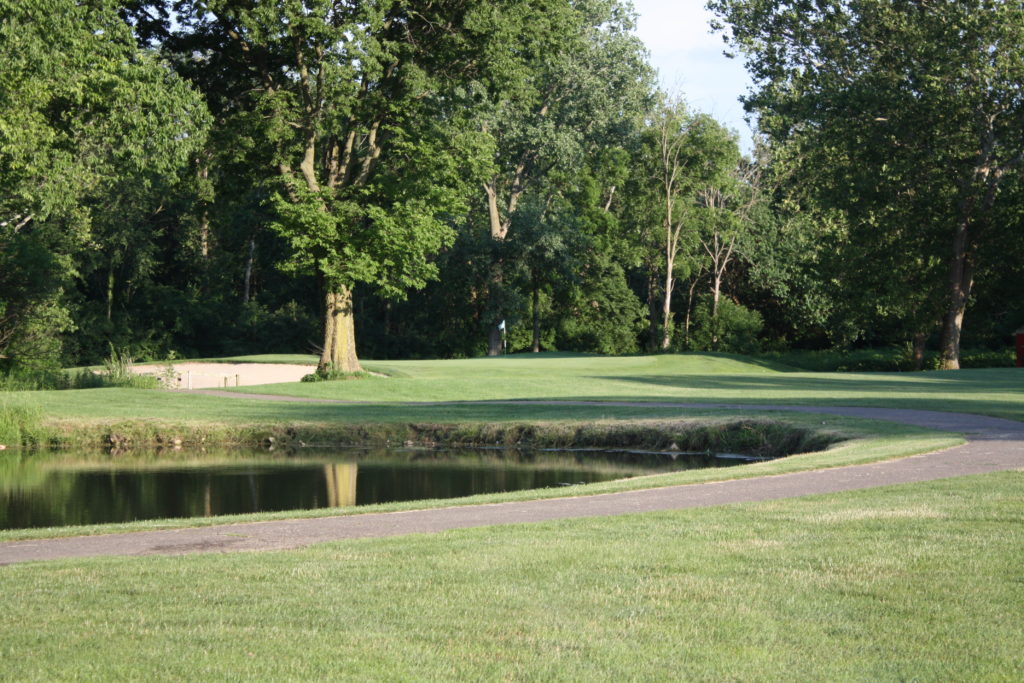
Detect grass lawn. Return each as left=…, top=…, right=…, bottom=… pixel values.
left=2, top=353, right=1020, bottom=677
left=1, top=470, right=1021, bottom=680
left=10, top=352, right=1024, bottom=424
left=215, top=352, right=1024, bottom=421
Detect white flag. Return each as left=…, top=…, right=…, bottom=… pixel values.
left=498, top=320, right=506, bottom=331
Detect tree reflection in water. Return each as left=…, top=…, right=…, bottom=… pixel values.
left=0, top=447, right=747, bottom=530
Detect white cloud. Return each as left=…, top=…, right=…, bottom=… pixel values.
left=630, top=0, right=755, bottom=152
left=631, top=0, right=724, bottom=52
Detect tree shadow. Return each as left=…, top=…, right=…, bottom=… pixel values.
left=583, top=371, right=1023, bottom=421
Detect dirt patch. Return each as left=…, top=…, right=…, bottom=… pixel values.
left=134, top=362, right=315, bottom=389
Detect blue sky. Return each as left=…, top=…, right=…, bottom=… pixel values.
left=630, top=1, right=755, bottom=152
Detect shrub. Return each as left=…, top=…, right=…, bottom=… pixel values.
left=301, top=364, right=373, bottom=382
left=0, top=347, right=159, bottom=392
left=960, top=349, right=1014, bottom=368
left=0, top=368, right=70, bottom=391
left=688, top=297, right=763, bottom=354
left=757, top=347, right=1015, bottom=372
left=108, top=347, right=159, bottom=388
left=0, top=401, right=44, bottom=447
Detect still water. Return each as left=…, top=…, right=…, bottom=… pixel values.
left=0, top=447, right=760, bottom=529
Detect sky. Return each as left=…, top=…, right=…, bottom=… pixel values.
left=630, top=0, right=755, bottom=153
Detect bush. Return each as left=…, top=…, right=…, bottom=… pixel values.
left=0, top=401, right=44, bottom=446
left=960, top=349, right=1015, bottom=368
left=687, top=297, right=763, bottom=354
left=101, top=346, right=150, bottom=387
left=757, top=347, right=1015, bottom=372
left=0, top=346, right=159, bottom=392
left=301, top=364, right=373, bottom=382
left=0, top=367, right=70, bottom=391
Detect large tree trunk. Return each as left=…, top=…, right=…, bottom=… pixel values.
left=486, top=259, right=505, bottom=356
left=320, top=286, right=362, bottom=373
left=488, top=326, right=503, bottom=356
left=484, top=179, right=513, bottom=356
left=938, top=145, right=1006, bottom=369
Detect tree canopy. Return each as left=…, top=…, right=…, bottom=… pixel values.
left=0, top=0, right=1020, bottom=374
left=709, top=0, right=1024, bottom=367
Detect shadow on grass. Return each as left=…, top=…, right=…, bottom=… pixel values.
left=601, top=367, right=1021, bottom=391
left=175, top=391, right=1024, bottom=426
left=577, top=368, right=1024, bottom=422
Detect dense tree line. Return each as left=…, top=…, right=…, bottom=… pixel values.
left=1, top=0, right=1020, bottom=374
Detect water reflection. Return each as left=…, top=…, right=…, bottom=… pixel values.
left=0, top=447, right=756, bottom=530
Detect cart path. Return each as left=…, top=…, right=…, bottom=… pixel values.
left=2, top=403, right=1022, bottom=566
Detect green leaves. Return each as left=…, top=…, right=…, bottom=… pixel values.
left=0, top=0, right=209, bottom=366
left=710, top=0, right=1024, bottom=359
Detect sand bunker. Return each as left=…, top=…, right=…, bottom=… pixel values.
left=134, top=362, right=315, bottom=390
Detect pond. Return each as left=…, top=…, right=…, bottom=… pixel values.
left=0, top=446, right=768, bottom=530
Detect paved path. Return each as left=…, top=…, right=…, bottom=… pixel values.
left=2, top=403, right=1022, bottom=566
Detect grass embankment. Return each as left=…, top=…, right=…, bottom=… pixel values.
left=1, top=470, right=1020, bottom=680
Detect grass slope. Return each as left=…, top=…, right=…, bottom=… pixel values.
left=19, top=352, right=1024, bottom=423
left=216, top=352, right=1022, bottom=421
left=1, top=470, right=1020, bottom=680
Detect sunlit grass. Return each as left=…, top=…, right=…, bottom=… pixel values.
left=209, top=353, right=1024, bottom=421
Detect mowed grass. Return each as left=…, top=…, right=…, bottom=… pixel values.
left=16, top=352, right=1024, bottom=423
left=216, top=352, right=1023, bottom=421
left=1, top=470, right=1021, bottom=680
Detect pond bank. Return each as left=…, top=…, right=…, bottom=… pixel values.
left=29, top=416, right=842, bottom=460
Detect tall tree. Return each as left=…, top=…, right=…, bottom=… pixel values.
left=469, top=0, right=652, bottom=354
left=166, top=0, right=489, bottom=372
left=696, top=156, right=767, bottom=349
left=644, top=98, right=737, bottom=350
left=710, top=0, right=1024, bottom=368
left=0, top=0, right=207, bottom=367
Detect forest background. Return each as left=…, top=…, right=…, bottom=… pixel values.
left=1, top=0, right=1021, bottom=379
